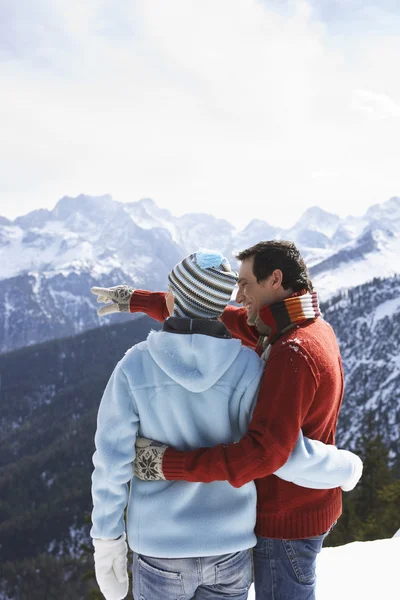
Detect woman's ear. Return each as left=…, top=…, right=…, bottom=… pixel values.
left=165, top=290, right=175, bottom=316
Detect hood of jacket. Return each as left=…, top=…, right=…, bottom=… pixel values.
left=146, top=319, right=242, bottom=393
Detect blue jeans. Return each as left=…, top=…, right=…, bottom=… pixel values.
left=132, top=549, right=252, bottom=599
left=253, top=532, right=330, bottom=600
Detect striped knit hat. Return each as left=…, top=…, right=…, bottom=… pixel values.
left=168, top=249, right=238, bottom=319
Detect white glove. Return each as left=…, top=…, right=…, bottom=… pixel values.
left=339, top=450, right=363, bottom=492
left=91, top=285, right=134, bottom=317
left=93, top=533, right=129, bottom=600
left=134, top=437, right=168, bottom=481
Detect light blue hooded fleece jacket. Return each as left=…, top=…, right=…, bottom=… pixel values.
left=91, top=325, right=357, bottom=558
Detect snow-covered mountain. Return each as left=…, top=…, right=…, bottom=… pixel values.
left=0, top=193, right=399, bottom=352
left=321, top=275, right=400, bottom=462
left=310, top=198, right=400, bottom=298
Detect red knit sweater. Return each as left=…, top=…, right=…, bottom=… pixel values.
left=130, top=291, right=344, bottom=539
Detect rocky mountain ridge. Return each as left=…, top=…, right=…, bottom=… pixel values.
left=1, top=194, right=399, bottom=353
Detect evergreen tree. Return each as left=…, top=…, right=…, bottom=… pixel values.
left=328, top=412, right=398, bottom=546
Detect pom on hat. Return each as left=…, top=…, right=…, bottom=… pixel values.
left=195, top=249, right=226, bottom=270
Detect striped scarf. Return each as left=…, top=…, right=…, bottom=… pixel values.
left=255, top=290, right=321, bottom=355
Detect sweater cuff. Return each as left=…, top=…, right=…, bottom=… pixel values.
left=162, top=448, right=188, bottom=480
left=129, top=290, right=168, bottom=321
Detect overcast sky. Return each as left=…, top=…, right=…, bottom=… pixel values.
left=1, top=0, right=400, bottom=229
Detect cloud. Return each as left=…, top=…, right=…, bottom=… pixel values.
left=0, top=0, right=400, bottom=228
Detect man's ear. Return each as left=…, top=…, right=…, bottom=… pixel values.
left=270, top=269, right=283, bottom=289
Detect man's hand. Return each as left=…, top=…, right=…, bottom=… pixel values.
left=91, top=285, right=134, bottom=317
left=134, top=438, right=168, bottom=481
left=93, top=533, right=129, bottom=600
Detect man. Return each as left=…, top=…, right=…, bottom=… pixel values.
left=92, top=241, right=358, bottom=600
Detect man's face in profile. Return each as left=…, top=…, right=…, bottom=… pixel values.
left=236, top=258, right=277, bottom=325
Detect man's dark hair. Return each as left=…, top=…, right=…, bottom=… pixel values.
left=236, top=240, right=313, bottom=292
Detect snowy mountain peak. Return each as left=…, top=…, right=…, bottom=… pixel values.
left=128, top=197, right=163, bottom=216
left=236, top=219, right=279, bottom=250
left=13, top=208, right=52, bottom=230
left=135, top=197, right=157, bottom=209
left=365, top=196, right=400, bottom=223
left=125, top=197, right=174, bottom=223
left=52, top=193, right=115, bottom=221
left=242, top=218, right=275, bottom=232
left=293, top=206, right=341, bottom=236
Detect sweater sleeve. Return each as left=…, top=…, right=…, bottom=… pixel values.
left=129, top=290, right=170, bottom=322
left=162, top=347, right=319, bottom=487
left=91, top=365, right=139, bottom=540
left=220, top=306, right=259, bottom=349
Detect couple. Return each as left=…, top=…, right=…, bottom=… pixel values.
left=90, top=241, right=363, bottom=600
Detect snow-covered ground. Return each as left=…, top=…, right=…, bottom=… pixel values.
left=248, top=536, right=400, bottom=599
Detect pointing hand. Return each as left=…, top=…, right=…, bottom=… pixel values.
left=91, top=285, right=135, bottom=317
